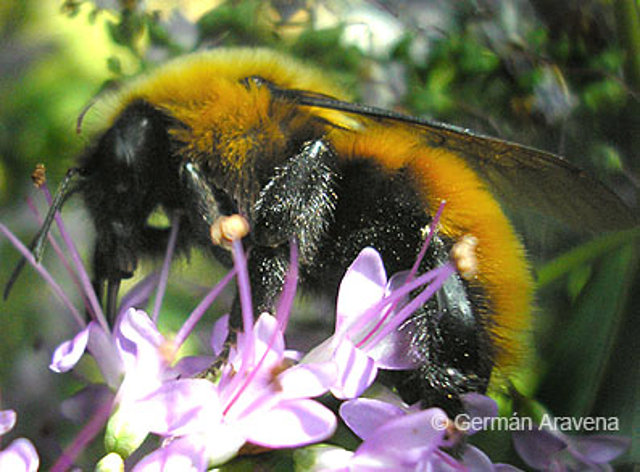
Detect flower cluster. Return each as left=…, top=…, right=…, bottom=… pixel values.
left=0, top=186, right=632, bottom=471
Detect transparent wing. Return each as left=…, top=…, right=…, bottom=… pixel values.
left=284, top=89, right=637, bottom=232
left=408, top=121, right=636, bottom=232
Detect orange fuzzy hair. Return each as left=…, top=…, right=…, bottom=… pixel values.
left=330, top=123, right=534, bottom=372
left=89, top=49, right=354, bottom=176
left=91, top=48, right=352, bottom=134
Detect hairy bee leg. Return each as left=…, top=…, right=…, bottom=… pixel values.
left=381, top=235, right=494, bottom=417
left=231, top=138, right=337, bottom=324
left=419, top=309, right=493, bottom=415
left=227, top=244, right=290, bottom=329
left=249, top=245, right=290, bottom=310
left=381, top=306, right=494, bottom=417
left=180, top=161, right=224, bottom=228
left=252, top=138, right=338, bottom=265
left=179, top=160, right=235, bottom=265
left=227, top=139, right=339, bottom=327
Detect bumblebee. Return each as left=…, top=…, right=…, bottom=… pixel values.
left=6, top=48, right=636, bottom=415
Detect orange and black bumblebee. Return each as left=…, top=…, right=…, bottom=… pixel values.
left=6, top=48, right=636, bottom=415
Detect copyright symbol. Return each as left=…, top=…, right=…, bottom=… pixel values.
left=431, top=413, right=449, bottom=431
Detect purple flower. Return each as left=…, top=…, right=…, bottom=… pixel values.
left=513, top=425, right=630, bottom=471
left=4, top=197, right=334, bottom=468
left=134, top=312, right=337, bottom=469
left=130, top=241, right=337, bottom=469
left=4, top=193, right=234, bottom=463
left=330, top=393, right=522, bottom=472
left=336, top=397, right=455, bottom=471
left=0, top=409, right=39, bottom=472
left=133, top=434, right=210, bottom=471
left=8, top=187, right=562, bottom=472
left=3, top=194, right=230, bottom=467
left=219, top=313, right=336, bottom=438
left=304, top=247, right=456, bottom=399
left=49, top=306, right=191, bottom=456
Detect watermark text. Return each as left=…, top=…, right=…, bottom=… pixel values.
left=432, top=413, right=620, bottom=433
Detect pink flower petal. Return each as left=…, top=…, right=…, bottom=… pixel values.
left=347, top=454, right=410, bottom=471
left=0, top=438, right=39, bottom=472
left=386, top=270, right=411, bottom=295
left=252, top=312, right=284, bottom=362
left=139, top=379, right=221, bottom=436
left=132, top=436, right=207, bottom=472
left=364, top=317, right=418, bottom=369
left=339, top=399, right=405, bottom=440
left=49, top=325, right=90, bottom=373
left=0, top=409, right=17, bottom=435
left=570, top=435, right=631, bottom=464
left=115, top=309, right=169, bottom=395
left=355, top=408, right=448, bottom=464
left=461, top=445, right=498, bottom=471
left=461, top=393, right=498, bottom=419
left=302, top=335, right=340, bottom=365
left=512, top=429, right=565, bottom=469
left=336, top=248, right=387, bottom=332
left=173, top=356, right=215, bottom=378
left=460, top=393, right=499, bottom=435
left=277, top=362, right=336, bottom=399
left=243, top=399, right=336, bottom=447
left=495, top=464, right=524, bottom=471
left=87, top=323, right=123, bottom=388
left=116, top=309, right=164, bottom=365
left=211, top=314, right=229, bottom=357
left=330, top=340, right=377, bottom=399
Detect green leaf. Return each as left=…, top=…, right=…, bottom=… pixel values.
left=538, top=243, right=638, bottom=417
left=536, top=227, right=640, bottom=287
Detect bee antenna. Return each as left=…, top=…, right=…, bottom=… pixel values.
left=76, top=80, right=123, bottom=135
left=4, top=167, right=85, bottom=300
left=76, top=99, right=97, bottom=135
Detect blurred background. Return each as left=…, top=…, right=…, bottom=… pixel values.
left=0, top=0, right=638, bottom=469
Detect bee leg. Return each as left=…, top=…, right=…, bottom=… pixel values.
left=379, top=234, right=494, bottom=417
left=233, top=138, right=337, bottom=323
left=245, top=245, right=290, bottom=314
left=421, top=309, right=493, bottom=415
left=384, top=286, right=494, bottom=418
left=91, top=233, right=137, bottom=324
left=180, top=161, right=224, bottom=228
left=252, top=138, right=338, bottom=266
left=184, top=139, right=338, bottom=329
left=179, top=160, right=235, bottom=264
